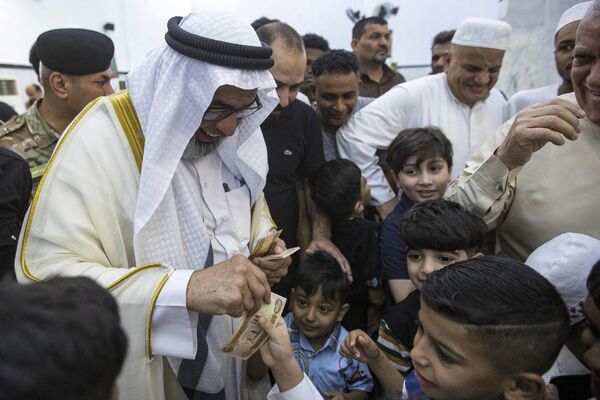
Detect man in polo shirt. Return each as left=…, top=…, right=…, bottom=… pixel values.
left=351, top=17, right=405, bottom=98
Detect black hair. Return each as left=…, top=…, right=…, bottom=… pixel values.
left=588, top=259, right=600, bottom=308
left=431, top=29, right=456, bottom=50
left=294, top=251, right=350, bottom=302
left=352, top=16, right=388, bottom=40
left=310, top=159, right=362, bottom=220
left=29, top=43, right=40, bottom=77
left=311, top=49, right=359, bottom=78
left=302, top=33, right=330, bottom=52
left=251, top=17, right=280, bottom=31
left=256, top=22, right=304, bottom=53
left=386, top=126, right=453, bottom=174
left=421, top=256, right=570, bottom=375
left=401, top=199, right=486, bottom=255
left=0, top=277, right=127, bottom=400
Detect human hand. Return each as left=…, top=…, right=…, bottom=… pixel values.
left=252, top=238, right=291, bottom=286
left=495, top=98, right=585, bottom=170
left=306, top=239, right=353, bottom=283
left=258, top=317, right=293, bottom=368
left=186, top=254, right=270, bottom=317
left=339, top=329, right=381, bottom=364
left=376, top=197, right=399, bottom=220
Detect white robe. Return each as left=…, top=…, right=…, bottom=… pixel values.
left=337, top=72, right=506, bottom=205
left=504, top=83, right=560, bottom=120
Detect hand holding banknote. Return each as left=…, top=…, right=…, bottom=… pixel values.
left=252, top=238, right=298, bottom=286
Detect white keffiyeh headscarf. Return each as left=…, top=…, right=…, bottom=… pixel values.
left=126, top=11, right=278, bottom=269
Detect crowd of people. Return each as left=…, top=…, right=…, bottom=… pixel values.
left=0, top=1, right=599, bottom=399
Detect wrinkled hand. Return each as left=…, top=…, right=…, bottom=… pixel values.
left=496, top=98, right=585, bottom=170
left=376, top=197, right=399, bottom=220
left=339, top=329, right=381, bottom=364
left=306, top=239, right=353, bottom=283
left=186, top=254, right=270, bottom=317
left=252, top=238, right=292, bottom=286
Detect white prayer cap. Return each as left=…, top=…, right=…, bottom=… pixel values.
left=451, top=17, right=512, bottom=51
left=526, top=233, right=600, bottom=325
left=555, top=1, right=592, bottom=35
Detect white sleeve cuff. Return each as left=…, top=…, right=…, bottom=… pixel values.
left=151, top=269, right=199, bottom=359
left=267, top=374, right=324, bottom=400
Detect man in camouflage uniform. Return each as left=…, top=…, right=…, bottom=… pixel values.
left=0, top=28, right=114, bottom=191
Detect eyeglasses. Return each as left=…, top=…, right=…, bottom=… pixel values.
left=202, top=97, right=262, bottom=122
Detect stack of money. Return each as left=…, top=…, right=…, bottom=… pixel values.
left=222, top=293, right=287, bottom=359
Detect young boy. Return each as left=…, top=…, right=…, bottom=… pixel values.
left=0, top=277, right=127, bottom=400
left=310, top=159, right=383, bottom=332
left=249, top=251, right=373, bottom=399
left=380, top=127, right=453, bottom=303
left=378, top=199, right=485, bottom=375
left=341, top=256, right=571, bottom=400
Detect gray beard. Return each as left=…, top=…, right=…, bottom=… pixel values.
left=181, top=136, right=221, bottom=160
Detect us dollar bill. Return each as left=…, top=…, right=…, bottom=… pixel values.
left=221, top=293, right=287, bottom=360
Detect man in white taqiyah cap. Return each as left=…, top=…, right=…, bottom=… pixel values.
left=526, top=233, right=600, bottom=383
left=447, top=0, right=600, bottom=264
left=338, top=17, right=511, bottom=303
left=506, top=1, right=592, bottom=117
left=14, top=11, right=310, bottom=400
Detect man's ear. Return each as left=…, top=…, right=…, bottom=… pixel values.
left=350, top=38, right=359, bottom=52
left=48, top=72, right=71, bottom=100
left=447, top=166, right=453, bottom=181
left=441, top=51, right=451, bottom=71
left=337, top=303, right=350, bottom=322
left=353, top=200, right=364, bottom=215
left=503, top=373, right=546, bottom=400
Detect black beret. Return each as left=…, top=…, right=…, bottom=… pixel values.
left=36, top=28, right=114, bottom=75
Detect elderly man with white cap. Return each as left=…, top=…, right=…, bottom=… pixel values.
left=337, top=17, right=511, bottom=302
left=447, top=0, right=600, bottom=262
left=14, top=12, right=298, bottom=400
left=506, top=1, right=592, bottom=118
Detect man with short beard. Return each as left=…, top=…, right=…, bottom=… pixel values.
left=339, top=18, right=511, bottom=221
left=351, top=17, right=405, bottom=98
left=16, top=12, right=292, bottom=399
left=506, top=1, right=592, bottom=118
left=447, top=0, right=600, bottom=262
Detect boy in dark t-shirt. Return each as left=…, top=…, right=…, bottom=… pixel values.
left=377, top=199, right=486, bottom=376
left=310, top=159, right=384, bottom=332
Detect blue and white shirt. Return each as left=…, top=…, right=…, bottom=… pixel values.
left=284, top=313, right=374, bottom=397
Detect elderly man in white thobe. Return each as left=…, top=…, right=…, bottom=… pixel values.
left=15, top=12, right=294, bottom=400
left=337, top=18, right=511, bottom=219
left=505, top=1, right=592, bottom=118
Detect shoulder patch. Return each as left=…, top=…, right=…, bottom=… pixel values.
left=0, top=115, right=26, bottom=138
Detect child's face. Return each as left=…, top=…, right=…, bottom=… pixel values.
left=582, top=295, right=600, bottom=398
left=291, top=287, right=349, bottom=350
left=407, top=249, right=470, bottom=289
left=410, top=303, right=513, bottom=400
left=395, top=156, right=451, bottom=203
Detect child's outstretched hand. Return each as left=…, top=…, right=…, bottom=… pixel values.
left=258, top=316, right=293, bottom=368
left=339, top=329, right=381, bottom=364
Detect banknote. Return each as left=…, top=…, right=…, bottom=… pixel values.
left=221, top=293, right=287, bottom=360
left=261, top=246, right=301, bottom=261
left=249, top=229, right=282, bottom=258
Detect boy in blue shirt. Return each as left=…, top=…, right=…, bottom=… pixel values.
left=380, top=127, right=453, bottom=303
left=249, top=251, right=373, bottom=399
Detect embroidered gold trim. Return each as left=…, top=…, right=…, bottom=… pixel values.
left=20, top=97, right=103, bottom=282
left=107, top=91, right=145, bottom=170
left=146, top=270, right=173, bottom=361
